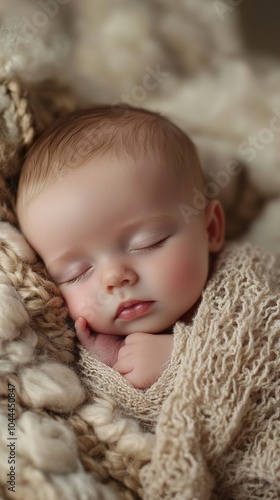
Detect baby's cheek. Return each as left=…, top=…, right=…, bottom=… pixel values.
left=61, top=288, right=97, bottom=325
left=162, top=250, right=207, bottom=299
left=167, top=258, right=197, bottom=294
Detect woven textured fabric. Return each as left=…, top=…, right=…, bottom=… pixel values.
left=78, top=242, right=280, bottom=499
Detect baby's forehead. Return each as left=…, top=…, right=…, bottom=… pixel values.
left=77, top=150, right=173, bottom=182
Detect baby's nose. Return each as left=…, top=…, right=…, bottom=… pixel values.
left=102, top=265, right=138, bottom=291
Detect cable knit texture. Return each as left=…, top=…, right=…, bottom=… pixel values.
left=78, top=242, right=280, bottom=499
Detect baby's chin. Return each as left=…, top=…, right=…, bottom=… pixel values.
left=89, top=317, right=177, bottom=336
left=92, top=326, right=173, bottom=336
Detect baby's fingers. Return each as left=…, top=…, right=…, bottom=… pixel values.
left=113, top=356, right=134, bottom=376
left=75, top=317, right=91, bottom=344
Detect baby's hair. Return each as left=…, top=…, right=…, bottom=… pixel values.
left=16, top=105, right=205, bottom=215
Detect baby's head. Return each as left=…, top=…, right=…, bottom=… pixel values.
left=16, top=105, right=224, bottom=335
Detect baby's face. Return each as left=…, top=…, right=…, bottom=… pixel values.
left=20, top=154, right=221, bottom=335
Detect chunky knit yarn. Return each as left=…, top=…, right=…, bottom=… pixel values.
left=78, top=242, right=280, bottom=499
left=0, top=78, right=152, bottom=500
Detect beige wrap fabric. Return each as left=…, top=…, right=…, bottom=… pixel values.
left=78, top=242, right=280, bottom=499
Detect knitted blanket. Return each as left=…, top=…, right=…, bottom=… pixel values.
left=78, top=242, right=280, bottom=499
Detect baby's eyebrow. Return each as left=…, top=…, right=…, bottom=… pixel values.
left=120, top=214, right=172, bottom=231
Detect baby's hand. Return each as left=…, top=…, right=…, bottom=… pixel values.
left=75, top=317, right=92, bottom=349
left=75, top=317, right=125, bottom=367
left=113, top=333, right=173, bottom=390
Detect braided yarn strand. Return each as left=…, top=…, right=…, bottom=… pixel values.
left=0, top=80, right=35, bottom=197
left=0, top=79, right=35, bottom=224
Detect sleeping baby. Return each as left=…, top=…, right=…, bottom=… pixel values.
left=16, top=105, right=280, bottom=499
left=16, top=105, right=224, bottom=389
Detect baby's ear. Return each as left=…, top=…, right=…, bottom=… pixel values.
left=205, top=200, right=225, bottom=253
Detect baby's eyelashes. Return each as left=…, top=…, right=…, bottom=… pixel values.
left=129, top=236, right=169, bottom=254
left=61, top=267, right=94, bottom=286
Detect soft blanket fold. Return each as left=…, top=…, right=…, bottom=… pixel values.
left=77, top=242, right=280, bottom=499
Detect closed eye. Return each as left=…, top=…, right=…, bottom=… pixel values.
left=61, top=267, right=93, bottom=286
left=133, top=237, right=169, bottom=254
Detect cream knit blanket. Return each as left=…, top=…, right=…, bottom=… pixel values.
left=77, top=242, right=280, bottom=499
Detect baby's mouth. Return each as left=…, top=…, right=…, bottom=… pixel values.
left=115, top=300, right=155, bottom=320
